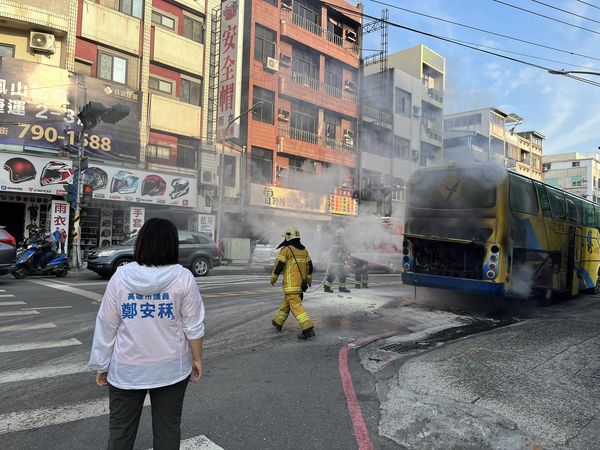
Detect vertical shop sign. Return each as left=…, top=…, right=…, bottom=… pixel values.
left=216, top=0, right=244, bottom=140
left=129, top=207, right=145, bottom=234
left=50, top=200, right=70, bottom=253
left=198, top=214, right=216, bottom=239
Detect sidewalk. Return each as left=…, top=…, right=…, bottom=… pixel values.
left=360, top=296, right=600, bottom=449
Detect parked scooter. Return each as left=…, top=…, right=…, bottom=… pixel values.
left=12, top=242, right=69, bottom=279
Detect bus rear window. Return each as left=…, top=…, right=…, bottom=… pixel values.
left=409, top=168, right=497, bottom=209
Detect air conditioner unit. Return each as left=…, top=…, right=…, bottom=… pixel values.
left=344, top=79, right=356, bottom=93
left=344, top=130, right=355, bottom=146
left=29, top=31, right=55, bottom=53
left=282, top=0, right=293, bottom=10
left=411, top=150, right=419, bottom=160
left=265, top=57, right=279, bottom=72
left=202, top=169, right=218, bottom=185
left=278, top=108, right=290, bottom=122
left=412, top=106, right=421, bottom=117
left=345, top=29, right=358, bottom=43
left=280, top=53, right=292, bottom=67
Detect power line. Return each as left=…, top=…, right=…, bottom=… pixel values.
left=493, top=0, right=600, bottom=36
left=528, top=0, right=600, bottom=25
left=574, top=0, right=600, bottom=11
left=368, top=0, right=600, bottom=63
left=324, top=1, right=600, bottom=88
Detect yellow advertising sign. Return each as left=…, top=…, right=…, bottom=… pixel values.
left=250, top=184, right=327, bottom=213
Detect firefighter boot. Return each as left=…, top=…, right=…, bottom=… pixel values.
left=339, top=286, right=351, bottom=293
left=272, top=320, right=282, bottom=332
left=324, top=285, right=333, bottom=293
left=354, top=282, right=362, bottom=289
left=362, top=283, right=369, bottom=288
left=298, top=327, right=316, bottom=340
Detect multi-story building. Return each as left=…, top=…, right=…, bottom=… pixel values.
left=543, top=152, right=600, bottom=203
left=0, top=0, right=218, bottom=251
left=211, top=0, right=362, bottom=239
left=443, top=107, right=544, bottom=181
left=361, top=45, right=445, bottom=221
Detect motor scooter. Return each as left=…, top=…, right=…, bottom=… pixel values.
left=12, top=243, right=69, bottom=279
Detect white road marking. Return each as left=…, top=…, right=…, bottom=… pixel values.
left=0, top=338, right=82, bottom=354
left=0, top=397, right=150, bottom=434
left=0, top=310, right=39, bottom=317
left=0, top=289, right=5, bottom=292
left=0, top=301, right=25, bottom=306
left=53, top=281, right=108, bottom=287
left=0, top=294, right=15, bottom=298
left=27, top=279, right=102, bottom=301
left=21, top=306, right=72, bottom=310
left=0, top=362, right=91, bottom=384
left=0, top=322, right=57, bottom=332
left=150, top=435, right=224, bottom=450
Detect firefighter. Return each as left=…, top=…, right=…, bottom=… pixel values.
left=353, top=256, right=369, bottom=288
left=324, top=228, right=351, bottom=293
left=270, top=226, right=315, bottom=340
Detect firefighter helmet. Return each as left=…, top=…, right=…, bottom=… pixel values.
left=334, top=227, right=344, bottom=238
left=3, top=157, right=37, bottom=183
left=283, top=226, right=300, bottom=241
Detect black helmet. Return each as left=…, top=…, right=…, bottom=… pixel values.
left=142, top=175, right=167, bottom=196
left=83, top=167, right=108, bottom=190
left=4, top=157, right=37, bottom=183
left=170, top=178, right=190, bottom=199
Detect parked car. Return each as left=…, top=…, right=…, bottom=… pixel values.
left=0, top=227, right=17, bottom=276
left=86, top=230, right=221, bottom=278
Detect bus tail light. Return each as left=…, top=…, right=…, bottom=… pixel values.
left=487, top=270, right=495, bottom=279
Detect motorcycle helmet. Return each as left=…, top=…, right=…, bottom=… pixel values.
left=40, top=161, right=73, bottom=186
left=101, top=228, right=111, bottom=237
left=142, top=175, right=167, bottom=196
left=170, top=178, right=190, bottom=199
left=110, top=171, right=139, bottom=194
left=82, top=167, right=108, bottom=190
left=4, top=157, right=37, bottom=183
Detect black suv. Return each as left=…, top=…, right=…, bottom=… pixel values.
left=86, top=231, right=221, bottom=278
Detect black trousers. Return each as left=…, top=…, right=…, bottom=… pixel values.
left=108, top=377, right=189, bottom=450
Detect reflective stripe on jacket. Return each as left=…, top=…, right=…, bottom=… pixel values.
left=273, top=246, right=311, bottom=294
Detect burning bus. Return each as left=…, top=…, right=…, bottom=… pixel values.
left=402, top=162, right=600, bottom=301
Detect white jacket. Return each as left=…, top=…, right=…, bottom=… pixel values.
left=89, top=262, right=205, bottom=389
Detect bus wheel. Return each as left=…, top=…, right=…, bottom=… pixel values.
left=592, top=270, right=600, bottom=295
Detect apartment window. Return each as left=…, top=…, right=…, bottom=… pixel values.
left=327, top=20, right=343, bottom=42
left=572, top=175, right=584, bottom=187
left=119, top=0, right=143, bottom=18
left=294, top=0, right=320, bottom=28
left=147, top=144, right=172, bottom=160
left=151, top=11, right=175, bottom=30
left=543, top=163, right=552, bottom=171
left=291, top=101, right=317, bottom=135
left=394, top=137, right=410, bottom=159
left=98, top=52, right=127, bottom=84
left=264, top=0, right=277, bottom=5
left=223, top=154, right=236, bottom=187
left=149, top=77, right=173, bottom=94
left=183, top=16, right=204, bottom=44
left=0, top=43, right=15, bottom=58
left=324, top=112, right=340, bottom=147
left=325, top=60, right=343, bottom=91
left=254, top=24, right=276, bottom=63
left=251, top=147, right=273, bottom=184
left=395, top=88, right=411, bottom=116
left=572, top=161, right=581, bottom=167
left=177, top=137, right=198, bottom=169
left=292, top=46, right=318, bottom=79
left=252, top=87, right=275, bottom=124
left=181, top=78, right=202, bottom=106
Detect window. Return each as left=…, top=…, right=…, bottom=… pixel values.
left=395, top=88, right=411, bottom=116
left=545, top=178, right=558, bottom=187
left=325, top=60, right=343, bottom=91
left=149, top=77, right=173, bottom=94
left=151, top=11, right=175, bottom=30
left=252, top=87, right=275, bottom=124
left=178, top=232, right=195, bottom=244
left=583, top=201, right=595, bottom=227
left=177, top=137, right=198, bottom=169
left=251, top=147, right=273, bottom=184
left=572, top=175, right=583, bottom=187
left=546, top=187, right=566, bottom=220
left=327, top=19, right=343, bottom=44
left=147, top=144, right=172, bottom=160
left=294, top=0, right=320, bottom=29
left=183, top=16, right=204, bottom=44
left=98, top=52, right=127, bottom=84
left=254, top=24, right=276, bottom=63
left=534, top=182, right=552, bottom=218
left=572, top=161, right=581, bottom=167
left=324, top=112, right=341, bottom=147
left=394, top=137, right=410, bottom=159
left=264, top=0, right=277, bottom=5
left=566, top=196, right=582, bottom=224
left=119, top=0, right=143, bottom=18
left=543, top=162, right=551, bottom=171
left=292, top=46, right=318, bottom=79
left=223, top=154, right=236, bottom=187
left=509, top=173, right=539, bottom=215
left=181, top=78, right=202, bottom=106
left=0, top=43, right=15, bottom=58
left=291, top=101, right=317, bottom=135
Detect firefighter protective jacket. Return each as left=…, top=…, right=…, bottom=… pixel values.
left=272, top=241, right=313, bottom=294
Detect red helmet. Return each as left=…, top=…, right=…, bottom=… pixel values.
left=3, top=157, right=37, bottom=183
left=142, top=175, right=167, bottom=196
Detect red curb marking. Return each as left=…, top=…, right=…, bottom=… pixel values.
left=338, top=327, right=413, bottom=450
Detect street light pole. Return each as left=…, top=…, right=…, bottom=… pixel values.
left=71, top=126, right=86, bottom=270
left=215, top=101, right=263, bottom=245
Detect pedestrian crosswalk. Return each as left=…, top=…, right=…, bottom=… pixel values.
left=0, top=283, right=224, bottom=449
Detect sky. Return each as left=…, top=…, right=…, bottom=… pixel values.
left=359, top=0, right=600, bottom=155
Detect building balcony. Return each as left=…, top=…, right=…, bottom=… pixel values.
left=81, top=0, right=140, bottom=54
left=149, top=94, right=202, bottom=138
left=277, top=125, right=356, bottom=167
left=421, top=125, right=442, bottom=144
left=153, top=27, right=204, bottom=75
left=280, top=8, right=360, bottom=68
left=425, top=87, right=443, bottom=106
left=279, top=69, right=358, bottom=116
left=362, top=105, right=393, bottom=129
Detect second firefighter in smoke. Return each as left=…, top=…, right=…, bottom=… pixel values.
left=324, top=228, right=351, bottom=293
left=270, top=226, right=315, bottom=340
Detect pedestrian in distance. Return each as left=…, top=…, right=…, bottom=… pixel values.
left=324, top=228, right=351, bottom=293
left=59, top=228, right=67, bottom=254
left=89, top=218, right=205, bottom=450
left=270, top=226, right=316, bottom=340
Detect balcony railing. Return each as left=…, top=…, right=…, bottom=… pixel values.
left=281, top=69, right=358, bottom=104
left=363, top=104, right=393, bottom=124
left=282, top=8, right=360, bottom=55
left=422, top=125, right=442, bottom=142
left=427, top=88, right=443, bottom=102
left=279, top=125, right=356, bottom=154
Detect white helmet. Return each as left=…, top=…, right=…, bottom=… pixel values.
left=283, top=226, right=300, bottom=241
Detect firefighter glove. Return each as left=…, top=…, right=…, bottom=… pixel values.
left=307, top=274, right=313, bottom=286
left=270, top=274, right=278, bottom=285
